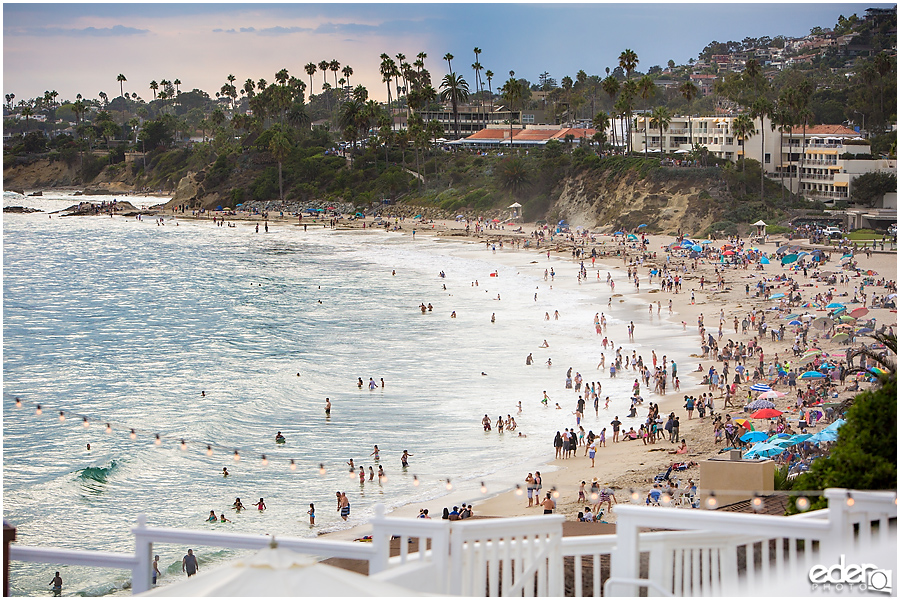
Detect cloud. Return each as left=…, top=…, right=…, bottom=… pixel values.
left=240, top=27, right=255, bottom=33
left=257, top=25, right=312, bottom=36
left=6, top=24, right=149, bottom=37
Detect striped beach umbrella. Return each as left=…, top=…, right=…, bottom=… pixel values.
left=800, top=371, right=825, bottom=379
left=749, top=383, right=772, bottom=392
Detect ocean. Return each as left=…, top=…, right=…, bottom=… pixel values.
left=3, top=191, right=696, bottom=595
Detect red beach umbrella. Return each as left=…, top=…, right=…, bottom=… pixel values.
left=850, top=307, right=869, bottom=318
left=750, top=408, right=783, bottom=419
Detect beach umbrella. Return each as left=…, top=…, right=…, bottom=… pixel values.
left=757, top=391, right=786, bottom=400
left=812, top=317, right=833, bottom=330
left=770, top=292, right=785, bottom=300
left=797, top=251, right=809, bottom=258
left=840, top=255, right=853, bottom=263
left=856, top=327, right=874, bottom=334
left=760, top=257, right=770, bottom=265
left=807, top=430, right=838, bottom=445
left=638, top=224, right=648, bottom=228
left=823, top=419, right=846, bottom=432
left=749, top=383, right=772, bottom=392
left=825, top=302, right=845, bottom=309
left=701, top=240, right=713, bottom=244
left=492, top=218, right=501, bottom=223
left=744, top=442, right=784, bottom=459
left=740, top=431, right=768, bottom=443
left=800, top=371, right=825, bottom=379
left=797, top=354, right=819, bottom=366
left=751, top=408, right=783, bottom=419
left=781, top=254, right=799, bottom=265
left=789, top=320, right=802, bottom=325
left=746, top=398, right=777, bottom=410
left=734, top=418, right=754, bottom=431
left=803, top=349, right=823, bottom=357
left=723, top=250, right=736, bottom=256
left=831, top=333, right=850, bottom=343
left=776, top=245, right=790, bottom=254
left=868, top=366, right=889, bottom=376
left=140, top=546, right=423, bottom=597
left=691, top=245, right=703, bottom=252
left=790, top=245, right=801, bottom=252
left=850, top=307, right=869, bottom=318
left=831, top=307, right=847, bottom=315
left=627, top=234, right=638, bottom=241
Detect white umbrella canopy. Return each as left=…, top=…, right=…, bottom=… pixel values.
left=508, top=202, right=523, bottom=208
left=140, top=546, right=425, bottom=597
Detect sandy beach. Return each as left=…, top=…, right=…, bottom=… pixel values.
left=177, top=209, right=890, bottom=540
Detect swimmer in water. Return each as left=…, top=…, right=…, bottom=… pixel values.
left=254, top=498, right=266, bottom=511
left=378, top=465, right=385, bottom=481
left=308, top=503, right=316, bottom=525
left=222, top=467, right=229, bottom=477
left=325, top=398, right=331, bottom=416
left=370, top=445, right=380, bottom=461
left=347, top=458, right=355, bottom=472
left=540, top=340, right=549, bottom=348
left=547, top=358, right=552, bottom=367
left=517, top=401, right=523, bottom=413
left=368, top=466, right=375, bottom=481
left=219, top=513, right=231, bottom=523
left=450, top=311, right=457, bottom=318
left=208, top=510, right=218, bottom=522
left=526, top=353, right=533, bottom=365
left=275, top=431, right=286, bottom=443
left=358, top=378, right=363, bottom=389
left=401, top=450, right=412, bottom=467
left=491, top=313, right=495, bottom=323
left=233, top=498, right=245, bottom=511
left=358, top=467, right=365, bottom=483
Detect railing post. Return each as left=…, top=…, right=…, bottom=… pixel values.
left=823, top=488, right=848, bottom=560
left=131, top=514, right=152, bottom=595
left=369, top=504, right=390, bottom=576
left=611, top=507, right=640, bottom=596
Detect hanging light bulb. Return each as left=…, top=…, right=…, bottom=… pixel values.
left=379, top=474, right=387, bottom=483
left=591, top=492, right=599, bottom=501
left=751, top=496, right=764, bottom=512
left=445, top=479, right=453, bottom=491
left=36, top=404, right=42, bottom=416
left=154, top=434, right=162, bottom=446
left=261, top=455, right=268, bottom=467
left=552, top=487, right=560, bottom=499
left=796, top=496, right=810, bottom=512
left=846, top=493, right=854, bottom=507
left=233, top=450, right=240, bottom=462
left=318, top=463, right=326, bottom=475
left=15, top=397, right=21, bottom=408
left=660, top=493, right=672, bottom=506
left=130, top=429, right=136, bottom=440
left=105, top=423, right=112, bottom=434
left=58, top=411, right=66, bottom=423
left=413, top=475, right=420, bottom=486
left=515, top=485, right=523, bottom=496
left=180, top=439, right=187, bottom=451
left=82, top=417, right=90, bottom=428
left=705, top=493, right=718, bottom=510
left=206, top=445, right=213, bottom=457
left=290, top=459, right=297, bottom=471
left=480, top=482, right=487, bottom=494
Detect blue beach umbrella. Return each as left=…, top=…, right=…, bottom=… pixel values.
left=749, top=383, right=772, bottom=392
left=808, top=430, right=838, bottom=444
left=701, top=240, right=713, bottom=244
left=744, top=442, right=784, bottom=459
left=614, top=231, right=625, bottom=235
left=781, top=254, right=799, bottom=265
left=740, top=431, right=768, bottom=443
left=760, top=257, right=770, bottom=264
left=800, top=371, right=825, bottom=379
left=692, top=245, right=703, bottom=252
left=789, top=320, right=802, bottom=325
left=823, top=419, right=846, bottom=432
left=627, top=234, right=638, bottom=241
left=638, top=224, right=648, bottom=228
left=826, top=302, right=845, bottom=309
left=770, top=293, right=785, bottom=300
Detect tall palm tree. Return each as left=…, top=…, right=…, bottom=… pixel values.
left=304, top=63, right=317, bottom=93
left=117, top=74, right=127, bottom=98
left=443, top=53, right=454, bottom=74
left=329, top=60, right=340, bottom=89
left=173, top=79, right=181, bottom=95
left=732, top=113, right=756, bottom=172
left=618, top=49, right=639, bottom=79
left=750, top=97, right=773, bottom=201
left=485, top=70, right=494, bottom=117
left=244, top=79, right=256, bottom=99
left=601, top=75, right=620, bottom=150
left=473, top=47, right=483, bottom=128
left=619, top=79, right=637, bottom=153
left=771, top=100, right=794, bottom=203
left=149, top=80, right=158, bottom=100
left=650, top=106, right=672, bottom=153
left=440, top=72, right=469, bottom=139
left=317, top=61, right=329, bottom=86
left=592, top=111, right=610, bottom=156
left=269, top=127, right=292, bottom=201
left=275, top=69, right=289, bottom=86
left=380, top=55, right=397, bottom=114
left=679, top=81, right=698, bottom=148
left=638, top=75, right=655, bottom=156
left=20, top=104, right=33, bottom=131
left=500, top=71, right=523, bottom=150
left=342, top=65, right=353, bottom=87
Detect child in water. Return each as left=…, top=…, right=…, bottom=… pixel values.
left=308, top=503, right=315, bottom=525
left=254, top=498, right=266, bottom=511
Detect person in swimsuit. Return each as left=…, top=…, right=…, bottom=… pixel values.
left=308, top=503, right=315, bottom=525
left=358, top=467, right=365, bottom=483
left=49, top=572, right=63, bottom=596
left=152, top=556, right=161, bottom=585
left=207, top=510, right=217, bottom=522
left=219, top=513, right=231, bottom=523
left=275, top=432, right=286, bottom=443
left=541, top=493, right=555, bottom=514
left=370, top=445, right=380, bottom=461
left=339, top=492, right=350, bottom=521
left=232, top=498, right=245, bottom=511
left=368, top=466, right=375, bottom=481
left=347, top=458, right=355, bottom=472
left=182, top=549, right=198, bottom=578
left=401, top=450, right=412, bottom=467
left=254, top=498, right=266, bottom=511
left=378, top=465, right=385, bottom=481
left=325, top=398, right=331, bottom=416
left=358, top=377, right=364, bottom=388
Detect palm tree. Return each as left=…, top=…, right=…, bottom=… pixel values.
left=592, top=111, right=610, bottom=156
left=485, top=70, right=494, bottom=117
left=269, top=127, right=292, bottom=201
left=473, top=47, right=483, bottom=128
left=244, top=79, right=256, bottom=99
left=619, top=79, right=637, bottom=153
left=317, top=61, right=329, bottom=86
left=440, top=72, right=469, bottom=139
left=638, top=75, right=655, bottom=156
left=443, top=53, right=453, bottom=74
left=380, top=55, right=396, bottom=114
left=117, top=74, right=127, bottom=98
left=304, top=63, right=317, bottom=93
left=275, top=69, right=289, bottom=86
left=732, top=114, right=756, bottom=172
left=149, top=80, right=158, bottom=100
left=329, top=59, right=340, bottom=89
left=679, top=81, right=698, bottom=148
left=601, top=75, right=620, bottom=150
left=771, top=100, right=794, bottom=203
left=342, top=65, right=353, bottom=87
left=650, top=106, right=672, bottom=154
left=750, top=97, right=773, bottom=201
left=618, top=49, right=639, bottom=79
left=20, top=104, right=33, bottom=131
left=500, top=71, right=524, bottom=150
left=173, top=79, right=181, bottom=95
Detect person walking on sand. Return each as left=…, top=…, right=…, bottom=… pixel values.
left=182, top=549, right=199, bottom=578
left=611, top=417, right=621, bottom=442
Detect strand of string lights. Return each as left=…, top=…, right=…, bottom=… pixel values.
left=6, top=395, right=895, bottom=511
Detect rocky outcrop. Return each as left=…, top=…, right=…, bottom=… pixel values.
left=4, top=158, right=80, bottom=189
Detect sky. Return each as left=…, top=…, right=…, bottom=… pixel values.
left=3, top=2, right=895, bottom=105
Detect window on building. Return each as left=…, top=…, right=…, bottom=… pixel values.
left=765, top=153, right=771, bottom=164
left=522, top=114, right=535, bottom=124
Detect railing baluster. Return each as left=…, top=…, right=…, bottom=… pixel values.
left=574, top=555, right=582, bottom=597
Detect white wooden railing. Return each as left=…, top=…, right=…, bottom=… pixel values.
left=7, top=488, right=896, bottom=597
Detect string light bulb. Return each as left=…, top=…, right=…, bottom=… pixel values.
left=58, top=411, right=66, bottom=423
left=261, top=455, right=268, bottom=467
left=318, top=463, right=326, bottom=475
left=290, top=459, right=296, bottom=471
left=130, top=429, right=136, bottom=440
left=660, top=493, right=672, bottom=506
left=82, top=417, right=89, bottom=428
left=705, top=493, right=718, bottom=510
left=413, top=475, right=420, bottom=487
left=552, top=487, right=560, bottom=499
left=105, top=423, right=112, bottom=434
left=154, top=434, right=162, bottom=446
left=630, top=489, right=640, bottom=503
left=796, top=496, right=810, bottom=512
left=206, top=445, right=213, bottom=457
left=846, top=493, right=854, bottom=507
left=515, top=485, right=523, bottom=496
left=591, top=492, right=599, bottom=501
left=480, top=482, right=487, bottom=494
left=15, top=397, right=21, bottom=408
left=36, top=405, right=42, bottom=416
left=180, top=439, right=187, bottom=451
left=445, top=479, right=453, bottom=491
left=379, top=474, right=387, bottom=483
left=751, top=496, right=764, bottom=512
left=233, top=450, right=240, bottom=462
